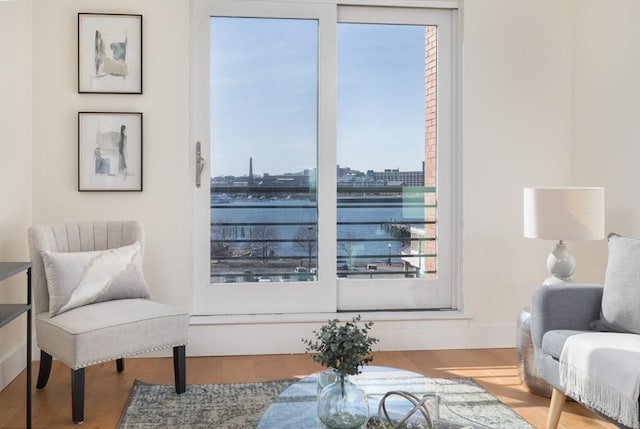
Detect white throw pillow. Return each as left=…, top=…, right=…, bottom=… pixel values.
left=41, top=241, right=151, bottom=316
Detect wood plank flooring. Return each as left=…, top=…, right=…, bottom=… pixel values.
left=0, top=348, right=615, bottom=429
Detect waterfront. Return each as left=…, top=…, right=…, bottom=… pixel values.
left=210, top=197, right=430, bottom=282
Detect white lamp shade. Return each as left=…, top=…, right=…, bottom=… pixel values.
left=523, top=187, right=605, bottom=241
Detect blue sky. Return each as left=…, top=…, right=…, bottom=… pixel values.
left=211, top=17, right=426, bottom=177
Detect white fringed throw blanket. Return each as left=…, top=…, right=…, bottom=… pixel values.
left=560, top=332, right=640, bottom=429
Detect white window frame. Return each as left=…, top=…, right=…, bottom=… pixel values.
left=336, top=5, right=459, bottom=311
left=191, top=0, right=461, bottom=316
left=192, top=0, right=337, bottom=315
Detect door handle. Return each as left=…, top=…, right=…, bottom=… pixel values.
left=195, top=141, right=206, bottom=188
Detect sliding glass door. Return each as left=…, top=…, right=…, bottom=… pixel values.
left=191, top=1, right=459, bottom=315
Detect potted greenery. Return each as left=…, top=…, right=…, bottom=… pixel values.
left=302, top=315, right=379, bottom=429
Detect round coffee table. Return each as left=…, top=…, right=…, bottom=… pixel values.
left=257, top=366, right=512, bottom=429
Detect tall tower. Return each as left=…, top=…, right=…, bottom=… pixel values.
left=249, top=157, right=253, bottom=181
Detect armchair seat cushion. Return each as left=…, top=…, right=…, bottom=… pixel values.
left=36, top=298, right=188, bottom=370
left=542, top=330, right=590, bottom=359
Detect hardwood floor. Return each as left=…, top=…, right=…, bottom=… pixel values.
left=0, top=348, right=615, bottom=429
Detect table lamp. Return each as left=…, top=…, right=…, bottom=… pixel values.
left=523, top=187, right=604, bottom=284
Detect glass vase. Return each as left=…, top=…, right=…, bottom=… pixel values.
left=317, top=374, right=369, bottom=429
left=317, top=369, right=338, bottom=395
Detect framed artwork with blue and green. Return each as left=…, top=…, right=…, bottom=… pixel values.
left=78, top=112, right=143, bottom=192
left=78, top=13, right=142, bottom=94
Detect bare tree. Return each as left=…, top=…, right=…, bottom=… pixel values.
left=251, top=225, right=278, bottom=263
left=210, top=220, right=234, bottom=260
left=339, top=231, right=360, bottom=269
left=294, top=226, right=317, bottom=271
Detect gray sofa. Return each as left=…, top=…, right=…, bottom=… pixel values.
left=530, top=283, right=639, bottom=429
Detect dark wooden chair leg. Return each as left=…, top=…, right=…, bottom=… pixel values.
left=71, top=368, right=85, bottom=424
left=173, top=345, right=186, bottom=394
left=116, top=358, right=124, bottom=373
left=36, top=350, right=53, bottom=389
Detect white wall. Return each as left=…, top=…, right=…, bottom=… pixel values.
left=29, top=0, right=580, bottom=355
left=572, top=0, right=640, bottom=281
left=462, top=0, right=576, bottom=323
left=19, top=0, right=619, bottom=359
left=31, top=0, right=193, bottom=312
left=0, top=0, right=33, bottom=390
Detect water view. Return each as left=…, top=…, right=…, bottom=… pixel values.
left=210, top=191, right=433, bottom=283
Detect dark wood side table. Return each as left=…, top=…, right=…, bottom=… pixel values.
left=0, top=262, right=32, bottom=429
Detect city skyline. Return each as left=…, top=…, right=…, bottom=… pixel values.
left=210, top=159, right=424, bottom=180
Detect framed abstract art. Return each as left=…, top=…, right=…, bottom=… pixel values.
left=78, top=112, right=143, bottom=191
left=78, top=13, right=142, bottom=94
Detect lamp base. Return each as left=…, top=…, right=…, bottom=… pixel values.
left=543, top=276, right=573, bottom=285
left=544, top=240, right=575, bottom=285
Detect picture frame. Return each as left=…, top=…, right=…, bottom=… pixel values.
left=78, top=112, right=143, bottom=191
left=78, top=13, right=142, bottom=94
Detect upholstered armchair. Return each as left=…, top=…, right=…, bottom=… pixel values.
left=530, top=235, right=640, bottom=429
left=28, top=221, right=189, bottom=423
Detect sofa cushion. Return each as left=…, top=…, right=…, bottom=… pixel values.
left=41, top=242, right=150, bottom=316
left=542, top=329, right=589, bottom=359
left=597, top=233, right=640, bottom=334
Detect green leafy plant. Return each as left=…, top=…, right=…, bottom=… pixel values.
left=302, top=315, right=379, bottom=378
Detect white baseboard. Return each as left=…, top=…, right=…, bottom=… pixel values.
left=0, top=343, right=26, bottom=392
left=186, top=313, right=517, bottom=356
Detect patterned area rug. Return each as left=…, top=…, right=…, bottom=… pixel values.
left=117, top=378, right=534, bottom=429
left=118, top=379, right=294, bottom=429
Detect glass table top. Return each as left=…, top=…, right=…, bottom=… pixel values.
left=257, top=366, right=530, bottom=429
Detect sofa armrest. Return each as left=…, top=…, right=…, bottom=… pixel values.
left=530, top=283, right=603, bottom=349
